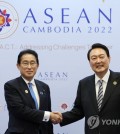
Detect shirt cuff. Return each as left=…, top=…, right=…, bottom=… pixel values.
left=42, top=111, right=50, bottom=122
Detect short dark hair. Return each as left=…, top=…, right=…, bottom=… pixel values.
left=87, top=43, right=110, bottom=61
left=17, top=49, right=39, bottom=64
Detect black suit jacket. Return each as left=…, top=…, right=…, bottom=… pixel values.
left=61, top=70, right=120, bottom=134
left=4, top=76, right=53, bottom=134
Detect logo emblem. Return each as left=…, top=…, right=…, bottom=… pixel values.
left=87, top=115, right=100, bottom=129
left=0, top=1, right=19, bottom=39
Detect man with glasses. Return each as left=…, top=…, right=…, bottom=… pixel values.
left=4, top=49, right=62, bottom=134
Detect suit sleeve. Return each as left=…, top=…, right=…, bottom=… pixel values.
left=4, top=82, right=45, bottom=124
left=60, top=81, right=84, bottom=126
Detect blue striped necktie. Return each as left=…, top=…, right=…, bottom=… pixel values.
left=97, top=80, right=103, bottom=111
left=28, top=83, right=39, bottom=109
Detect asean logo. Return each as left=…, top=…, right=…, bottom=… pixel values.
left=0, top=1, right=19, bottom=39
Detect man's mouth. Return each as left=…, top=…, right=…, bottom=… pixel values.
left=96, top=65, right=103, bottom=69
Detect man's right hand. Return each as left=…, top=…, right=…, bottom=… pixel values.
left=50, top=112, right=63, bottom=124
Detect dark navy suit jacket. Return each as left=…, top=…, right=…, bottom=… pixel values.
left=61, top=70, right=120, bottom=134
left=4, top=76, right=53, bottom=134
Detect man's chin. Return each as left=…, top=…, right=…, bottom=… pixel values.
left=26, top=74, right=34, bottom=78
left=96, top=68, right=104, bottom=72
left=26, top=73, right=33, bottom=76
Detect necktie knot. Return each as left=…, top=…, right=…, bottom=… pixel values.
left=98, top=80, right=103, bottom=86
left=28, top=82, right=32, bottom=88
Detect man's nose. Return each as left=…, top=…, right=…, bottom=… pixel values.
left=27, top=63, right=32, bottom=68
left=96, top=58, right=101, bottom=63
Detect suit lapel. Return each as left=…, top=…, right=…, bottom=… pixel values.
left=18, top=77, right=36, bottom=109
left=100, top=71, right=118, bottom=111
left=35, top=80, right=45, bottom=110
left=89, top=75, right=98, bottom=113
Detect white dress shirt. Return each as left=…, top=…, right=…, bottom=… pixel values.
left=95, top=69, right=110, bottom=99
left=22, top=77, right=50, bottom=122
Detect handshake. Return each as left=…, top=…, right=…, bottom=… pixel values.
left=50, top=112, right=63, bottom=124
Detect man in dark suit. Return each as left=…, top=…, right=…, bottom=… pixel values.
left=58, top=43, right=120, bottom=134
left=4, top=49, right=62, bottom=134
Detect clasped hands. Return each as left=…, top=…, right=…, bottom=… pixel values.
left=50, top=112, right=62, bottom=124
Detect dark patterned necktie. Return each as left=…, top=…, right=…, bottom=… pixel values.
left=97, top=80, right=103, bottom=111
left=28, top=83, right=39, bottom=109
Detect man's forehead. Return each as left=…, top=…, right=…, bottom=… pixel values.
left=90, top=48, right=106, bottom=55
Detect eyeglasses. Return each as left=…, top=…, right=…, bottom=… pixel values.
left=21, top=61, right=37, bottom=67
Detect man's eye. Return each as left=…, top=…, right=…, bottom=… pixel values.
left=91, top=57, right=96, bottom=60
left=23, top=63, right=28, bottom=65
left=31, top=63, right=35, bottom=65
left=100, top=56, right=104, bottom=59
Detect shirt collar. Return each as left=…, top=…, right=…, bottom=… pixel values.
left=95, top=69, right=110, bottom=84
left=22, top=76, right=35, bottom=86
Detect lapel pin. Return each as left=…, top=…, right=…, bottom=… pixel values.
left=40, top=91, right=43, bottom=95
left=25, top=90, right=28, bottom=93
left=113, top=81, right=117, bottom=85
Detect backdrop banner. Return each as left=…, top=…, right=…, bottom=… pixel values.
left=0, top=0, right=120, bottom=134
